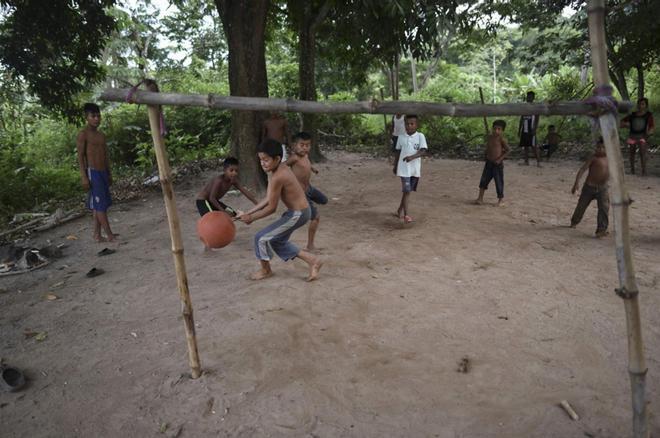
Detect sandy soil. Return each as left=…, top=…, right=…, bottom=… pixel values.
left=1, top=150, right=660, bottom=438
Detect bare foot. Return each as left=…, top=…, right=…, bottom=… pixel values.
left=94, top=235, right=106, bottom=243
left=392, top=210, right=403, bottom=218
left=496, top=200, right=505, bottom=207
left=569, top=223, right=577, bottom=229
left=106, top=233, right=117, bottom=242
left=595, top=230, right=609, bottom=238
left=307, top=261, right=323, bottom=282
left=250, top=269, right=273, bottom=280
left=474, top=199, right=484, bottom=205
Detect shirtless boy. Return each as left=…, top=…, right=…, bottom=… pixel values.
left=570, top=140, right=610, bottom=237
left=76, top=103, right=116, bottom=242
left=286, top=132, right=328, bottom=251
left=196, top=157, right=258, bottom=218
left=476, top=120, right=509, bottom=206
left=261, top=112, right=290, bottom=161
left=237, top=139, right=322, bottom=281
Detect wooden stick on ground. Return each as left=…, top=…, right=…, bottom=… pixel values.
left=587, top=1, right=649, bottom=437
left=144, top=80, right=202, bottom=379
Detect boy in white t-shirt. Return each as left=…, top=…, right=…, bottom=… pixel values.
left=394, top=115, right=428, bottom=223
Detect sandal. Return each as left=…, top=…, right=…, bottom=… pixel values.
left=0, top=365, right=26, bottom=392
left=97, top=248, right=116, bottom=257
left=86, top=267, right=105, bottom=278
left=403, top=215, right=414, bottom=224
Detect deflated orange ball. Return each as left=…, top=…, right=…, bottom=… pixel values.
left=197, top=211, right=236, bottom=248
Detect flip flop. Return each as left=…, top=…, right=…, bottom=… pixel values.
left=86, top=267, right=105, bottom=278
left=403, top=215, right=414, bottom=224
left=0, top=365, right=26, bottom=392
left=97, top=248, right=116, bottom=257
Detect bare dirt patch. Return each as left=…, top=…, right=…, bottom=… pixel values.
left=1, top=151, right=659, bottom=437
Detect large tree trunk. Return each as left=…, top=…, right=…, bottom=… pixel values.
left=215, top=0, right=270, bottom=191
left=636, top=64, right=644, bottom=101
left=296, top=1, right=330, bottom=162
left=609, top=66, right=630, bottom=102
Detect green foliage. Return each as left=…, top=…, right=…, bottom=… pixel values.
left=0, top=0, right=116, bottom=118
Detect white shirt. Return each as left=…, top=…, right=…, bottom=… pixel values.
left=392, top=115, right=406, bottom=137
left=396, top=132, right=427, bottom=177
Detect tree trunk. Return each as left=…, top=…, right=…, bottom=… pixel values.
left=296, top=1, right=330, bottom=162
left=394, top=52, right=400, bottom=100
left=410, top=52, right=418, bottom=94
left=608, top=66, right=630, bottom=102
left=636, top=64, right=644, bottom=101
left=215, top=0, right=270, bottom=191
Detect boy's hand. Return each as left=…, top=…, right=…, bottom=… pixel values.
left=237, top=212, right=253, bottom=224
left=312, top=167, right=319, bottom=175
left=82, top=177, right=90, bottom=191
left=403, top=155, right=413, bottom=162
left=571, top=184, right=578, bottom=195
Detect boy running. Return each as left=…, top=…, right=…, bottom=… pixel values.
left=570, top=140, right=610, bottom=238
left=394, top=115, right=427, bottom=223
left=286, top=132, right=328, bottom=251
left=475, top=120, right=509, bottom=206
left=237, top=139, right=322, bottom=281
left=76, top=103, right=116, bottom=242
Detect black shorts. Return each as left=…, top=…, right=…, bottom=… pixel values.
left=196, top=199, right=236, bottom=217
left=520, top=133, right=537, bottom=148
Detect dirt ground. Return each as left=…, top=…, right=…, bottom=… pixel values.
left=1, top=150, right=660, bottom=438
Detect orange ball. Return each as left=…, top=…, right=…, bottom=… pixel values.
left=196, top=211, right=236, bottom=248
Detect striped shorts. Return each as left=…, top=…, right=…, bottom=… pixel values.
left=254, top=208, right=310, bottom=261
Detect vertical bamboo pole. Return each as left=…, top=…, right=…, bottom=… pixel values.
left=587, top=2, right=648, bottom=436
left=145, top=90, right=202, bottom=379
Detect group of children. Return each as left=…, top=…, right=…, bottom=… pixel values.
left=77, top=95, right=654, bottom=279
left=390, top=93, right=654, bottom=238
left=195, top=131, right=325, bottom=281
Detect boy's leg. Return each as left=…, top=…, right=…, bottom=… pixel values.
left=476, top=161, right=493, bottom=203
left=253, top=226, right=275, bottom=279
left=595, top=186, right=610, bottom=235
left=639, top=143, right=648, bottom=176
left=96, top=211, right=116, bottom=241
left=494, top=163, right=504, bottom=203
left=307, top=186, right=328, bottom=205
left=306, top=202, right=319, bottom=251
left=570, top=185, right=595, bottom=227
left=92, top=211, right=102, bottom=241
left=628, top=143, right=637, bottom=174
left=534, top=145, right=542, bottom=167
left=523, top=146, right=530, bottom=165
left=296, top=249, right=323, bottom=282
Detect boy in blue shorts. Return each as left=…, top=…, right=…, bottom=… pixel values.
left=394, top=115, right=427, bottom=223
left=76, top=103, right=116, bottom=242
left=237, top=139, right=322, bottom=282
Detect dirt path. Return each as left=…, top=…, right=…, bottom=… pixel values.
left=2, top=151, right=659, bottom=437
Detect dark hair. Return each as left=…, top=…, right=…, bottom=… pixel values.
left=548, top=125, right=556, bottom=130
left=404, top=114, right=418, bottom=121
left=492, top=119, right=506, bottom=130
left=223, top=157, right=239, bottom=168
left=526, top=91, right=535, bottom=97
left=638, top=97, right=649, bottom=106
left=257, top=138, right=283, bottom=159
left=83, top=103, right=100, bottom=114
left=292, top=131, right=312, bottom=143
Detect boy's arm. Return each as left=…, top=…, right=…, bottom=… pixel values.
left=239, top=177, right=280, bottom=224
left=620, top=115, right=630, bottom=128
left=572, top=159, right=591, bottom=194
left=235, top=182, right=259, bottom=204
left=208, top=179, right=227, bottom=210
left=647, top=114, right=655, bottom=135
left=403, top=149, right=427, bottom=162
left=311, top=165, right=319, bottom=175
left=496, top=140, right=510, bottom=163
left=76, top=131, right=90, bottom=190
left=285, top=154, right=300, bottom=167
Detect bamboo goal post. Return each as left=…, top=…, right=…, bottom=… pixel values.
left=587, top=1, right=649, bottom=437
left=100, top=88, right=632, bottom=116
left=143, top=80, right=202, bottom=379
